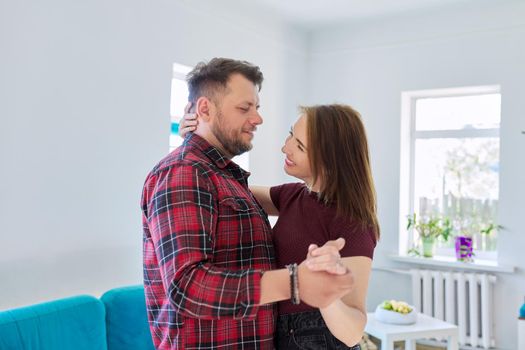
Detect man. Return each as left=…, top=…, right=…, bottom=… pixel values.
left=141, top=58, right=353, bottom=349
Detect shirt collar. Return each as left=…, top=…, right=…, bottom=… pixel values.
left=184, top=133, right=251, bottom=181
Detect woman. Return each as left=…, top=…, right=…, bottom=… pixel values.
left=180, top=104, right=379, bottom=349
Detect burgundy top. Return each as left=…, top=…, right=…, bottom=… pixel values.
left=270, top=182, right=377, bottom=315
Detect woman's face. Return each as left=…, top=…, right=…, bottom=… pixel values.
left=281, top=115, right=314, bottom=186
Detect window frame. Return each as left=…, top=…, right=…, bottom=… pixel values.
left=169, top=63, right=193, bottom=152
left=399, top=85, right=501, bottom=260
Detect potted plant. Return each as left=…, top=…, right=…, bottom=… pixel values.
left=407, top=213, right=452, bottom=258
left=454, top=221, right=500, bottom=262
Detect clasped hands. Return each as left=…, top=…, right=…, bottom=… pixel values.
left=298, top=238, right=354, bottom=308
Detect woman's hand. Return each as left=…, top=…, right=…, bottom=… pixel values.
left=305, top=238, right=348, bottom=275
left=178, top=102, right=198, bottom=138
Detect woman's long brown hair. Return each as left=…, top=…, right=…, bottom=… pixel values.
left=303, top=104, right=380, bottom=240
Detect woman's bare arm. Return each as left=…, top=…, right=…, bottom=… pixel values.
left=318, top=256, right=371, bottom=347
left=250, top=186, right=279, bottom=216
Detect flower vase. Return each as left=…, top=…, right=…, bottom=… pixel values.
left=455, top=236, right=473, bottom=262
left=422, top=236, right=435, bottom=258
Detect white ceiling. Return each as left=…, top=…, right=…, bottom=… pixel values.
left=249, top=0, right=483, bottom=27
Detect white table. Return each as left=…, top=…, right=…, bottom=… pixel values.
left=365, top=312, right=458, bottom=350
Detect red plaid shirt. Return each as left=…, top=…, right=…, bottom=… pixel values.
left=141, top=134, right=276, bottom=349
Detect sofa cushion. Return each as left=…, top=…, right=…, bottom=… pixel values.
left=100, top=285, right=154, bottom=350
left=0, top=295, right=107, bottom=350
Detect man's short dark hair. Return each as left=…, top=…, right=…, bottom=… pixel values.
left=186, top=58, right=264, bottom=106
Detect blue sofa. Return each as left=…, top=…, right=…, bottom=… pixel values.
left=0, top=285, right=155, bottom=350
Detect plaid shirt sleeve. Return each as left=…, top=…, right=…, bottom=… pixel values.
left=143, top=162, right=263, bottom=320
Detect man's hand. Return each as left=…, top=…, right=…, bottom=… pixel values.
left=298, top=259, right=354, bottom=308
left=178, top=102, right=198, bottom=138
left=305, top=238, right=347, bottom=275
left=298, top=238, right=354, bottom=308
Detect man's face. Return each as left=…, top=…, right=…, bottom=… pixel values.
left=209, top=73, right=262, bottom=158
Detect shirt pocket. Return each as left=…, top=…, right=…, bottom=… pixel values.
left=219, top=196, right=255, bottom=213
left=215, top=196, right=267, bottom=265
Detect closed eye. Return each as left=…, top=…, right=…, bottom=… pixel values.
left=289, top=127, right=307, bottom=152
left=289, top=128, right=305, bottom=152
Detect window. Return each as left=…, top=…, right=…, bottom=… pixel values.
left=399, top=86, right=501, bottom=261
left=170, top=63, right=193, bottom=152
left=169, top=62, right=249, bottom=170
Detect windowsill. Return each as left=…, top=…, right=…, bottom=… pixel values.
left=390, top=254, right=515, bottom=273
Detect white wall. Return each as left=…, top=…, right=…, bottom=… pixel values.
left=2, top=0, right=524, bottom=347
left=307, top=1, right=525, bottom=349
left=0, top=0, right=308, bottom=309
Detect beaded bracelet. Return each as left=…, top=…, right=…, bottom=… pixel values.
left=286, top=263, right=300, bottom=305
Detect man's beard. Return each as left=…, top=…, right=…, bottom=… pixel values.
left=211, top=111, right=253, bottom=157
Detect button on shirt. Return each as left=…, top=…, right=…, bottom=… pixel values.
left=141, top=134, right=276, bottom=349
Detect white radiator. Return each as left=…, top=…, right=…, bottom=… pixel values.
left=410, top=269, right=496, bottom=349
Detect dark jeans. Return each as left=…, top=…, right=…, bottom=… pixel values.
left=276, top=310, right=361, bottom=350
